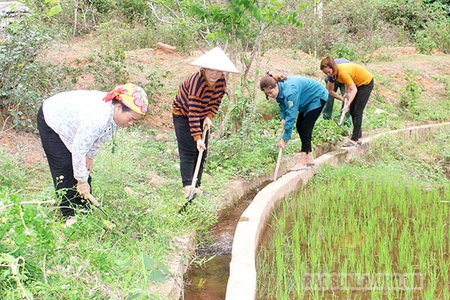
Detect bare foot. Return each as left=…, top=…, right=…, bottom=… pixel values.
left=300, top=152, right=315, bottom=166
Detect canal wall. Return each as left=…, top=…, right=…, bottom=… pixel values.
left=225, top=122, right=450, bottom=300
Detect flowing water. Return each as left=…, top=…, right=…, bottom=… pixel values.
left=181, top=188, right=261, bottom=300
left=180, top=145, right=337, bottom=299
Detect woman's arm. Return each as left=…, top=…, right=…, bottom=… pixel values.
left=327, top=81, right=345, bottom=101
left=343, top=82, right=358, bottom=112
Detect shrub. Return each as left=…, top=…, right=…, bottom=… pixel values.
left=0, top=19, right=68, bottom=131
left=416, top=18, right=450, bottom=54
left=399, top=70, right=422, bottom=115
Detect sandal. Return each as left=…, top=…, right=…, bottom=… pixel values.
left=342, top=140, right=359, bottom=147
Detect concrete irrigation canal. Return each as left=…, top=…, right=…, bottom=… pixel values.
left=178, top=122, right=450, bottom=300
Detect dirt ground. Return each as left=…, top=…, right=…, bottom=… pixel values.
left=1, top=39, right=450, bottom=167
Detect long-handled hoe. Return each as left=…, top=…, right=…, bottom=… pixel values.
left=334, top=99, right=351, bottom=134
left=179, top=127, right=210, bottom=213
left=273, top=147, right=283, bottom=181
left=339, top=98, right=348, bottom=126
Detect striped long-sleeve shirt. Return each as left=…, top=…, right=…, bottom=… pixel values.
left=172, top=69, right=226, bottom=140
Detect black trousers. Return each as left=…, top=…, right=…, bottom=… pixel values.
left=37, top=106, right=91, bottom=218
left=296, top=99, right=326, bottom=153
left=173, top=114, right=208, bottom=188
left=350, top=79, right=374, bottom=141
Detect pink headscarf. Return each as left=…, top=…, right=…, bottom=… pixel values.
left=103, top=83, right=148, bottom=115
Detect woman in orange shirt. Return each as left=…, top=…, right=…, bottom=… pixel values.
left=320, top=56, right=374, bottom=147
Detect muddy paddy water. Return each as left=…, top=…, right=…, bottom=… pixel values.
left=182, top=187, right=263, bottom=300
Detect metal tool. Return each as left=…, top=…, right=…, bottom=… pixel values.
left=86, top=194, right=114, bottom=223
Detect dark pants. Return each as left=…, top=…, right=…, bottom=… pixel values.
left=173, top=114, right=208, bottom=188
left=296, top=100, right=326, bottom=153
left=37, top=106, right=91, bottom=218
left=322, top=79, right=346, bottom=120
left=350, top=79, right=374, bottom=141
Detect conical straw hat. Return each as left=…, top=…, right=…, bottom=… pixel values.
left=190, top=47, right=239, bottom=73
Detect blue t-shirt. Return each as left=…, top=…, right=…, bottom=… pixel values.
left=276, top=76, right=328, bottom=141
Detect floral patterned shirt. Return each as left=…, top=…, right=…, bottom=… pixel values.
left=42, top=90, right=117, bottom=182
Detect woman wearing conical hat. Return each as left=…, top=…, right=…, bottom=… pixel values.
left=172, top=47, right=238, bottom=201
left=37, top=83, right=148, bottom=226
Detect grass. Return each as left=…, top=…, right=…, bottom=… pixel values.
left=0, top=127, right=220, bottom=300
left=256, top=130, right=450, bottom=300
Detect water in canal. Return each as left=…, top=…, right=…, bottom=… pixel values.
left=181, top=188, right=261, bottom=300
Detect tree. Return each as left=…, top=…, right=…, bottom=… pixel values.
left=176, top=0, right=304, bottom=134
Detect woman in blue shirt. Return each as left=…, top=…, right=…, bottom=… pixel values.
left=260, top=71, right=328, bottom=170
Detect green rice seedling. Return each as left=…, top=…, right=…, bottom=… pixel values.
left=257, top=128, right=449, bottom=299
left=274, top=219, right=289, bottom=297
left=424, top=267, right=439, bottom=299
left=398, top=223, right=412, bottom=271
left=291, top=217, right=308, bottom=298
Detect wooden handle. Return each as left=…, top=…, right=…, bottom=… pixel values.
left=339, top=99, right=347, bottom=125
left=86, top=193, right=100, bottom=207
left=273, top=148, right=283, bottom=182
left=188, top=128, right=209, bottom=200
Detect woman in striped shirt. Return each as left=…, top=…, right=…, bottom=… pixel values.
left=172, top=47, right=238, bottom=199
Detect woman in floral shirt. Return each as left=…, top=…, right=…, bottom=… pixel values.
left=37, top=83, right=148, bottom=226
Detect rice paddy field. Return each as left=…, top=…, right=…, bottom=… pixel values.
left=256, top=129, right=450, bottom=300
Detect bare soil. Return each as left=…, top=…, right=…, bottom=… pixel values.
left=3, top=41, right=449, bottom=168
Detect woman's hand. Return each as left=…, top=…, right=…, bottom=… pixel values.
left=342, top=97, right=350, bottom=113
left=342, top=104, right=350, bottom=114
left=77, top=181, right=91, bottom=199
left=278, top=139, right=286, bottom=150
left=342, top=99, right=350, bottom=113
left=203, top=117, right=212, bottom=130
left=196, top=139, right=206, bottom=151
